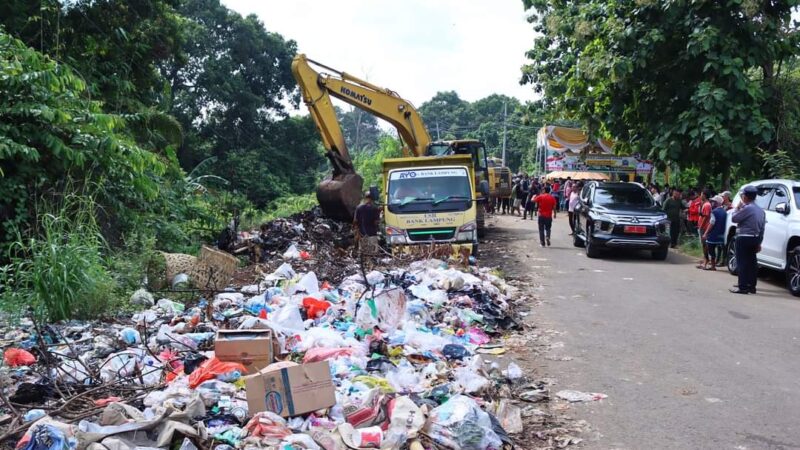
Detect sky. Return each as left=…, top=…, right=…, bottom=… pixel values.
left=221, top=0, right=538, bottom=112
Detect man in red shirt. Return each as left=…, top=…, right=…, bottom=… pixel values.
left=696, top=189, right=713, bottom=269
left=534, top=186, right=557, bottom=246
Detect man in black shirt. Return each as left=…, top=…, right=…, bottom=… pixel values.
left=354, top=191, right=381, bottom=265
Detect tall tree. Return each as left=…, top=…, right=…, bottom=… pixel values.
left=161, top=0, right=324, bottom=206
left=334, top=106, right=382, bottom=154
left=522, top=0, right=800, bottom=185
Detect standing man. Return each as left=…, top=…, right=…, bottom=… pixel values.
left=662, top=188, right=684, bottom=248
left=534, top=186, right=557, bottom=247
left=730, top=186, right=766, bottom=294
left=353, top=191, right=381, bottom=267
left=695, top=189, right=712, bottom=269
left=567, top=183, right=581, bottom=235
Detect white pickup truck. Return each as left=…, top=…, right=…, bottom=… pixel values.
left=725, top=179, right=800, bottom=296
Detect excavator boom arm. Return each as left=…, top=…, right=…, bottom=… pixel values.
left=292, top=54, right=431, bottom=157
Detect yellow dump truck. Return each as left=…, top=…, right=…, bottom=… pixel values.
left=381, top=155, right=486, bottom=257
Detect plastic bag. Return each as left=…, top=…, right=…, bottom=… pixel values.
left=299, top=327, right=346, bottom=351
left=453, top=367, right=489, bottom=394
left=130, top=288, right=155, bottom=306
left=386, top=361, right=421, bottom=393
left=243, top=411, right=292, bottom=440
left=288, top=271, right=320, bottom=295
left=188, top=357, right=247, bottom=389
left=100, top=352, right=138, bottom=382
left=283, top=244, right=301, bottom=260
left=302, top=347, right=354, bottom=363
left=19, top=423, right=75, bottom=450
left=494, top=400, right=522, bottom=434
left=4, top=348, right=36, bottom=367
left=303, top=297, right=332, bottom=319
left=466, top=327, right=490, bottom=345
left=503, top=362, right=523, bottom=380
left=266, top=263, right=296, bottom=281
left=118, top=328, right=141, bottom=346
left=157, top=298, right=185, bottom=314
left=385, top=395, right=424, bottom=442
left=442, top=344, right=470, bottom=361
left=423, top=395, right=502, bottom=450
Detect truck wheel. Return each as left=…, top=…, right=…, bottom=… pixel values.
left=585, top=223, right=600, bottom=258
left=652, top=247, right=669, bottom=261
left=726, top=238, right=738, bottom=275
left=786, top=246, right=800, bottom=296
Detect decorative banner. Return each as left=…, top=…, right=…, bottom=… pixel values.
left=546, top=154, right=652, bottom=175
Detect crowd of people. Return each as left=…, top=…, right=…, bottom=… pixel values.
left=647, top=183, right=734, bottom=270
left=493, top=174, right=585, bottom=246
left=494, top=177, right=740, bottom=264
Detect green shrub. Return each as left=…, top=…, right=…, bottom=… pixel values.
left=0, top=194, right=120, bottom=321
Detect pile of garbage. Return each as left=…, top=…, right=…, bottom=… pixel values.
left=1, top=258, right=537, bottom=450
left=234, top=209, right=360, bottom=282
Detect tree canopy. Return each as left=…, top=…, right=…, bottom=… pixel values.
left=522, top=0, right=800, bottom=184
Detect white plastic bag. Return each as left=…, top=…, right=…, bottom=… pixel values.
left=282, top=244, right=301, bottom=260
left=423, top=395, right=502, bottom=450
left=288, top=272, right=319, bottom=295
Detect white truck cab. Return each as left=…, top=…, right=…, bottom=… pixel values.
left=725, top=179, right=800, bottom=296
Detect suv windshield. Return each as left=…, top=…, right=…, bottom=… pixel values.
left=594, top=186, right=655, bottom=207
left=388, top=168, right=472, bottom=213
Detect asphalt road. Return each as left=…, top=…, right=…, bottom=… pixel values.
left=486, top=213, right=800, bottom=450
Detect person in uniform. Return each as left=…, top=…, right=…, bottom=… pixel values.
left=729, top=185, right=766, bottom=294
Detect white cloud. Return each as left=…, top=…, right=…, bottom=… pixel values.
left=221, top=0, right=537, bottom=111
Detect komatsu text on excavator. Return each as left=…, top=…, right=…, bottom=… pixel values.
left=291, top=54, right=502, bottom=235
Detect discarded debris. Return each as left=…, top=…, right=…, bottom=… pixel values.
left=556, top=390, right=608, bottom=403
left=0, top=253, right=550, bottom=450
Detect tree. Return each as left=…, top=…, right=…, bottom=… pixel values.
left=335, top=106, right=381, bottom=153
left=522, top=0, right=800, bottom=186
left=0, top=30, right=165, bottom=241
left=161, top=0, right=324, bottom=206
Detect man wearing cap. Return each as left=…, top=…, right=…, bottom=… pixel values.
left=354, top=191, right=381, bottom=266
left=730, top=185, right=766, bottom=294
left=702, top=195, right=727, bottom=270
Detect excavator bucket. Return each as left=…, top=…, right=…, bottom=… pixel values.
left=316, top=172, right=364, bottom=222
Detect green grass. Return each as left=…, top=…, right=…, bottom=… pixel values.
left=239, top=193, right=318, bottom=229
left=0, top=193, right=121, bottom=321
left=678, top=234, right=705, bottom=259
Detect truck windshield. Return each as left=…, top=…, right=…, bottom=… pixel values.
left=388, top=168, right=472, bottom=213
left=594, top=186, right=655, bottom=207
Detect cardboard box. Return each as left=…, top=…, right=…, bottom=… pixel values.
left=245, top=361, right=336, bottom=417
left=215, top=329, right=275, bottom=373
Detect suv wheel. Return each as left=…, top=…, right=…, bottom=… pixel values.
left=585, top=222, right=600, bottom=258
left=726, top=238, right=738, bottom=275
left=652, top=247, right=669, bottom=261
left=786, top=246, right=800, bottom=297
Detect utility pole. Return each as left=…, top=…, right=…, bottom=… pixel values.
left=436, top=121, right=440, bottom=140
left=501, top=101, right=507, bottom=167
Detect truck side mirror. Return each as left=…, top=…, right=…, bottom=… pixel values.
left=776, top=202, right=790, bottom=215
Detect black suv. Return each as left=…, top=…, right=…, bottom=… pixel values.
left=573, top=182, right=671, bottom=260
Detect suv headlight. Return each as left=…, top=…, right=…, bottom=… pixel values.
left=456, top=221, right=477, bottom=242
left=593, top=220, right=614, bottom=235
left=656, top=219, right=670, bottom=236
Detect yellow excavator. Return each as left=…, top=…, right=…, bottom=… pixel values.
left=291, top=54, right=499, bottom=234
